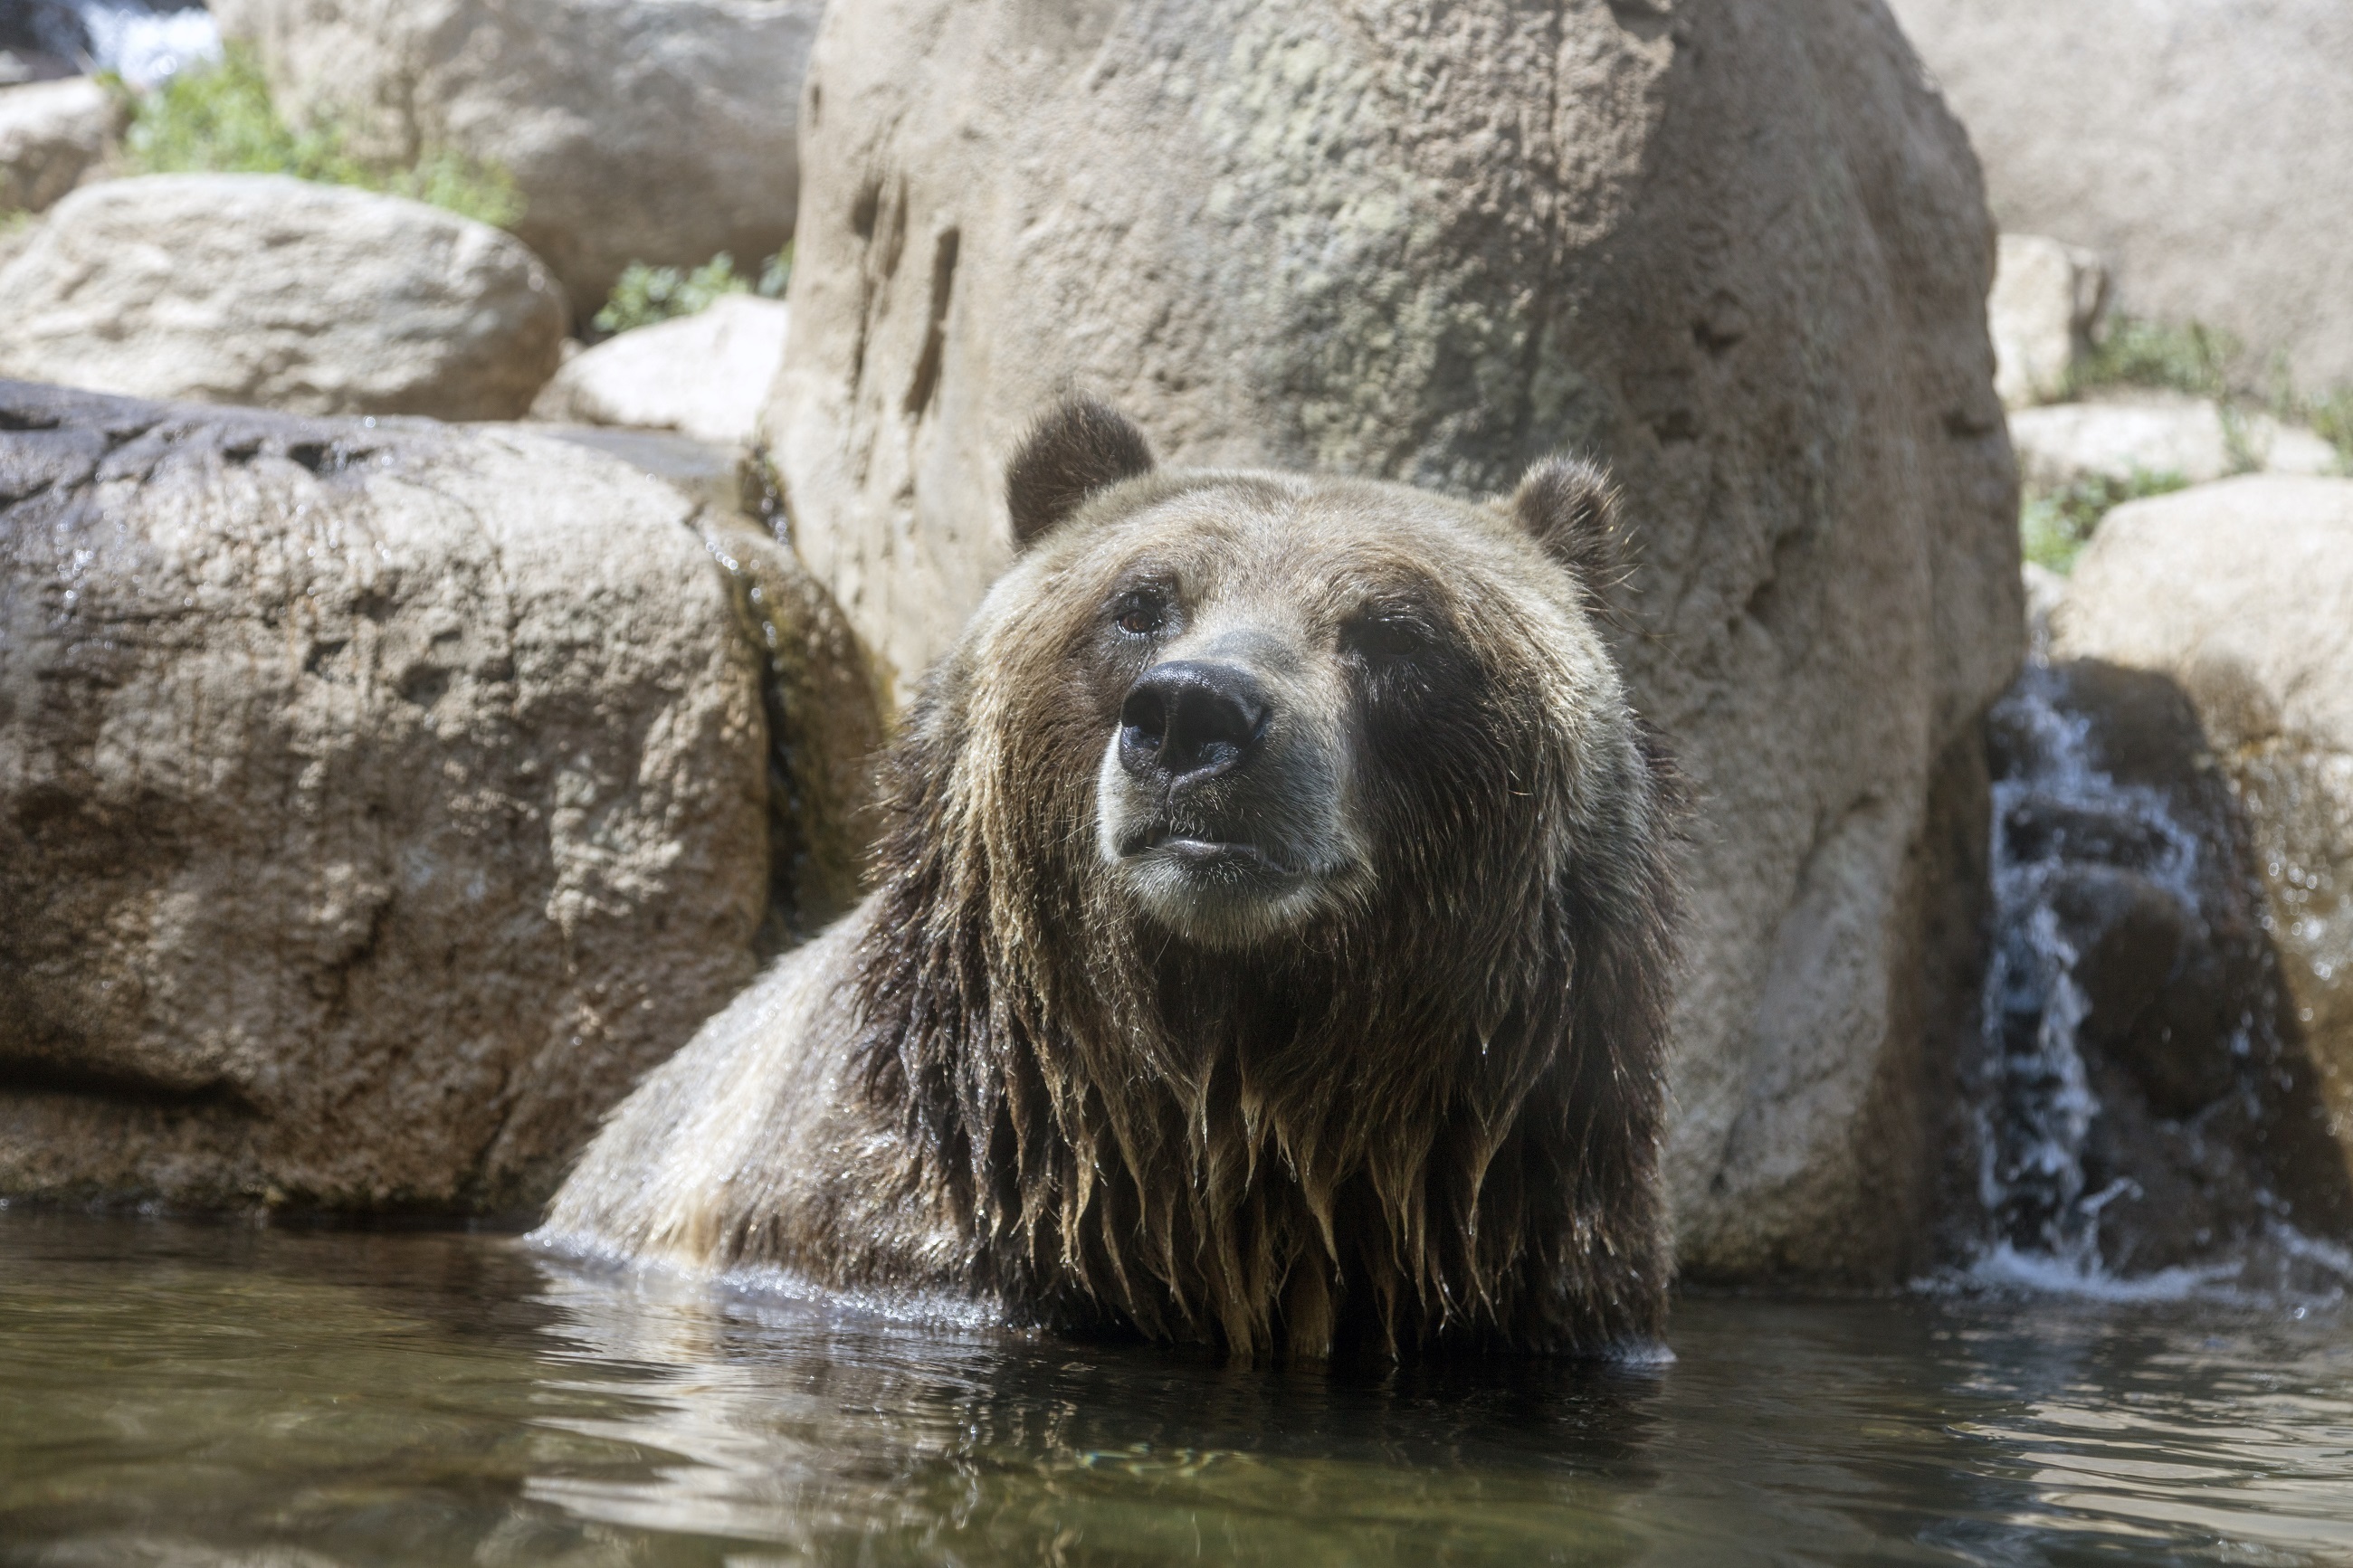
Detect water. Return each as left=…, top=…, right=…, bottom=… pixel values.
left=9, top=2, right=220, bottom=89
left=3, top=1210, right=2351, bottom=1565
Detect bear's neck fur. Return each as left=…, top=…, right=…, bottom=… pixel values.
left=846, top=680, right=1676, bottom=1361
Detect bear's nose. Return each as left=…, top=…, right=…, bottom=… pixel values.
left=1119, top=660, right=1271, bottom=788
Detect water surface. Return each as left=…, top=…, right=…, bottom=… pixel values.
left=2, top=1210, right=2348, bottom=1564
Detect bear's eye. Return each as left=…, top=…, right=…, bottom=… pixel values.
left=1111, top=590, right=1168, bottom=637
left=1343, top=610, right=1431, bottom=660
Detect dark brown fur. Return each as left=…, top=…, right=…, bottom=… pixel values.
left=540, top=400, right=1681, bottom=1361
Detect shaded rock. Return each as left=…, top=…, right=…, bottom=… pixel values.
left=2056, top=476, right=2353, bottom=1185
left=213, top=0, right=820, bottom=309
left=1990, top=234, right=2106, bottom=411
left=531, top=297, right=788, bottom=448
left=0, top=174, right=567, bottom=419
left=1979, top=660, right=2350, bottom=1275
left=0, top=76, right=121, bottom=215
left=1887, top=0, right=2353, bottom=391
left=0, top=379, right=881, bottom=1211
left=2010, top=395, right=2338, bottom=491
left=770, top=0, right=2023, bottom=1283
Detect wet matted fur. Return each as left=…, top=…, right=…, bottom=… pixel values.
left=537, top=399, right=1681, bottom=1360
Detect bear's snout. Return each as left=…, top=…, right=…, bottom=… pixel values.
left=1117, top=660, right=1271, bottom=790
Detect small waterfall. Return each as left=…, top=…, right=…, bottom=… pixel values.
left=8, top=2, right=219, bottom=89
left=1978, top=663, right=2204, bottom=1282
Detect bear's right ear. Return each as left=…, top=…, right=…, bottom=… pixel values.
left=1509, top=454, right=1624, bottom=587
left=1005, top=396, right=1156, bottom=549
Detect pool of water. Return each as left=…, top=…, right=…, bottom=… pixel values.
left=2, top=1210, right=2349, bottom=1565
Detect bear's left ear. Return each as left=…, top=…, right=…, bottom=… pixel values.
left=1005, top=395, right=1157, bottom=549
left=1509, top=454, right=1624, bottom=586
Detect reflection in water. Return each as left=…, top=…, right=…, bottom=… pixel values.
left=1, top=1210, right=2349, bottom=1565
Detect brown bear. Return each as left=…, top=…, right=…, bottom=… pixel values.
left=535, top=398, right=1681, bottom=1360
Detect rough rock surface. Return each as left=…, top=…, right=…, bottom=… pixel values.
left=0, top=76, right=120, bottom=215
left=213, top=0, right=820, bottom=309
left=1888, top=0, right=2353, bottom=390
left=2056, top=476, right=2353, bottom=1179
left=1989, top=233, right=2105, bottom=411
left=1979, top=660, right=2350, bottom=1274
left=0, top=380, right=881, bottom=1211
left=0, top=175, right=567, bottom=420
left=771, top=0, right=2023, bottom=1281
left=531, top=297, right=789, bottom=447
left=2010, top=396, right=2338, bottom=492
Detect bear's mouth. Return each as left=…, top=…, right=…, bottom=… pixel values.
left=1118, top=827, right=1298, bottom=877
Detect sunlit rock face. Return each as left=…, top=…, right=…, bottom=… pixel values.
left=2056, top=476, right=2353, bottom=1201
left=767, top=0, right=2021, bottom=1283
left=212, top=0, right=821, bottom=309
left=0, top=381, right=880, bottom=1211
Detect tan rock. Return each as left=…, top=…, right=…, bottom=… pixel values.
left=2010, top=395, right=2339, bottom=492
left=0, top=76, right=120, bottom=215
left=0, top=379, right=881, bottom=1210
left=769, top=0, right=2024, bottom=1282
left=1888, top=0, right=2353, bottom=391
left=0, top=174, right=567, bottom=419
left=531, top=296, right=789, bottom=448
left=212, top=0, right=819, bottom=309
left=2055, top=475, right=2353, bottom=1172
left=1990, top=233, right=2105, bottom=410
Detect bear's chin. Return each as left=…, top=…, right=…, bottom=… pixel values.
left=1109, top=841, right=1337, bottom=950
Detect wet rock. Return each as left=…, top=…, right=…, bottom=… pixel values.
left=1980, top=660, right=2350, bottom=1275
left=772, top=0, right=2024, bottom=1283
left=2055, top=475, right=2353, bottom=1195
left=0, top=379, right=881, bottom=1212
left=0, top=174, right=567, bottom=420
left=0, top=76, right=121, bottom=215
left=1886, top=0, right=2353, bottom=390
left=1989, top=234, right=2105, bottom=411
left=2008, top=396, right=2337, bottom=492
left=213, top=0, right=819, bottom=309
left=530, top=297, right=789, bottom=448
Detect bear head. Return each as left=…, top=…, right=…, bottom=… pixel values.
left=853, top=396, right=1679, bottom=1358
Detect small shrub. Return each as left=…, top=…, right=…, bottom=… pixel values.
left=123, top=45, right=520, bottom=228
left=594, top=246, right=792, bottom=336
left=2303, top=389, right=2353, bottom=474
left=2021, top=469, right=2190, bottom=575
left=2066, top=315, right=2240, bottom=402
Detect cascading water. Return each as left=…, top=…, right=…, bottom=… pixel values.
left=4, top=1, right=219, bottom=90
left=1977, top=661, right=2204, bottom=1285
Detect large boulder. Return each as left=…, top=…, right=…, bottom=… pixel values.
left=1888, top=0, right=2353, bottom=392
left=2055, top=476, right=2353, bottom=1184
left=0, top=174, right=567, bottom=420
left=0, top=380, right=881, bottom=1211
left=213, top=0, right=820, bottom=309
left=770, top=0, right=2023, bottom=1282
left=1988, top=233, right=2105, bottom=412
left=2010, top=396, right=2337, bottom=493
left=0, top=76, right=121, bottom=215
left=531, top=296, right=790, bottom=448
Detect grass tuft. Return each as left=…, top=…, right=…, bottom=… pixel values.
left=593, top=246, right=792, bottom=337
left=123, top=46, right=521, bottom=229
left=2021, top=469, right=2190, bottom=575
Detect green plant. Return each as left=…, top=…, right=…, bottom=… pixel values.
left=2066, top=315, right=2242, bottom=402
left=593, top=246, right=792, bottom=336
left=122, top=46, right=520, bottom=228
left=2021, top=469, right=2190, bottom=575
left=2303, top=389, right=2353, bottom=474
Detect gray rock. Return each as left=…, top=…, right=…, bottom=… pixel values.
left=1888, top=0, right=2353, bottom=391
left=0, top=75, right=120, bottom=215
left=2010, top=395, right=2339, bottom=491
left=2056, top=475, right=2353, bottom=1190
left=768, top=0, right=2024, bottom=1283
left=531, top=296, right=789, bottom=448
left=0, top=379, right=881, bottom=1211
left=1989, top=233, right=2106, bottom=411
left=213, top=0, right=819, bottom=309
left=0, top=174, right=567, bottom=420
